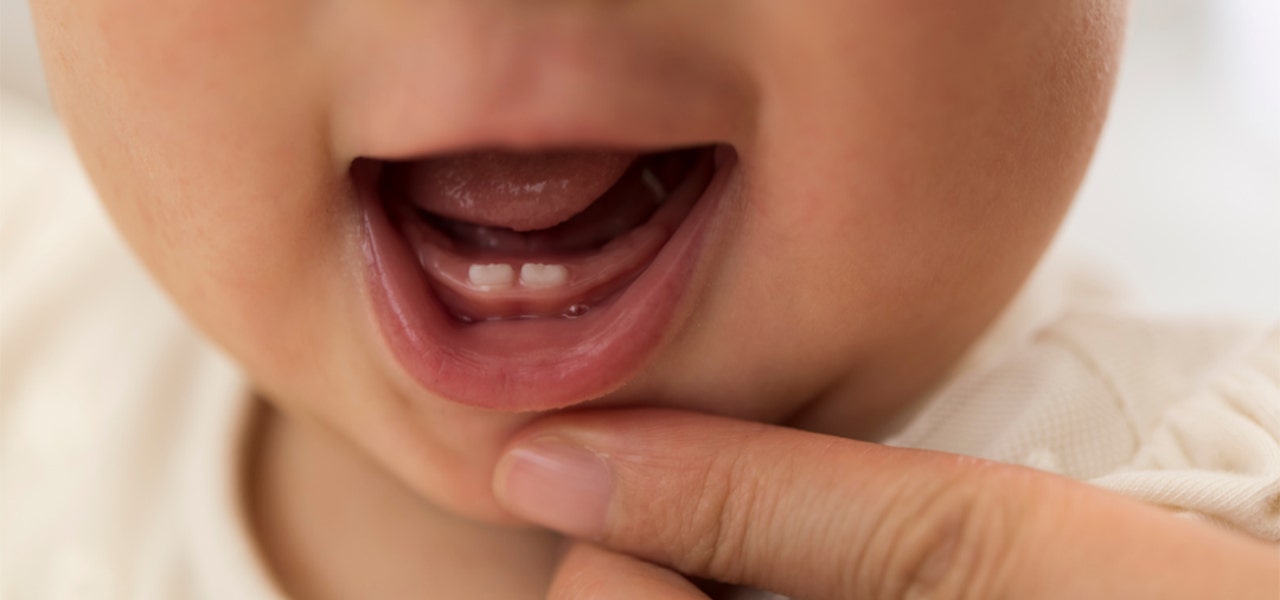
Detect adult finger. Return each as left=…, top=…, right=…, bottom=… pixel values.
left=494, top=409, right=1279, bottom=600
left=548, top=542, right=707, bottom=600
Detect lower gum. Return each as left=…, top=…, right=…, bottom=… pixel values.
left=448, top=301, right=594, bottom=323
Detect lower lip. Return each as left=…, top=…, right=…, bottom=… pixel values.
left=358, top=149, right=736, bottom=411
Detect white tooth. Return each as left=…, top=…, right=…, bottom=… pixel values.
left=468, top=263, right=515, bottom=290
left=519, top=263, right=569, bottom=289
left=641, top=168, right=666, bottom=202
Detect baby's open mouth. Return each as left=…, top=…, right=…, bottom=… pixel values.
left=355, top=144, right=735, bottom=409
left=380, top=147, right=714, bottom=322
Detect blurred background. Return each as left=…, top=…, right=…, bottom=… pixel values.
left=2, top=0, right=1277, bottom=318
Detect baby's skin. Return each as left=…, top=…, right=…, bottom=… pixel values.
left=31, top=0, right=1274, bottom=598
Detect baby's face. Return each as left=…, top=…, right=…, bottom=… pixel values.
left=32, top=0, right=1122, bottom=520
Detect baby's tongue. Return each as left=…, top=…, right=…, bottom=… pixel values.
left=401, top=151, right=638, bottom=232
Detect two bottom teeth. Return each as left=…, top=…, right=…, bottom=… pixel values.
left=468, top=263, right=569, bottom=290
left=459, top=262, right=592, bottom=321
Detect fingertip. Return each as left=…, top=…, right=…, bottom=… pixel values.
left=492, top=436, right=613, bottom=539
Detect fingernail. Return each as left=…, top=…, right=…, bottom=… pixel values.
left=495, top=438, right=612, bottom=538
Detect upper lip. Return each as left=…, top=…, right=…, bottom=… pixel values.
left=333, top=9, right=754, bottom=162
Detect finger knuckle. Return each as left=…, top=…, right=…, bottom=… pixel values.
left=549, top=548, right=611, bottom=600
left=550, top=567, right=611, bottom=600
left=871, top=463, right=1039, bottom=600
left=674, top=440, right=776, bottom=583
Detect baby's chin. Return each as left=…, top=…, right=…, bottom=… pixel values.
left=358, top=366, right=801, bottom=527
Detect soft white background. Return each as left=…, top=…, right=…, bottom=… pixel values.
left=3, top=0, right=1277, bottom=318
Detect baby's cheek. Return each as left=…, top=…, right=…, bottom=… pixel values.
left=35, top=0, right=317, bottom=245
left=33, top=0, right=346, bottom=379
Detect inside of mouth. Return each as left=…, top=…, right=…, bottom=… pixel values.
left=379, top=146, right=712, bottom=323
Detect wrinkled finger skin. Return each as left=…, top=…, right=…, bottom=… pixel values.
left=497, top=409, right=1280, bottom=600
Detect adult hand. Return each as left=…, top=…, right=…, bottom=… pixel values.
left=492, top=409, right=1279, bottom=599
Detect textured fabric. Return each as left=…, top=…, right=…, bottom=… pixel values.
left=3, top=92, right=1277, bottom=599
left=884, top=292, right=1280, bottom=540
